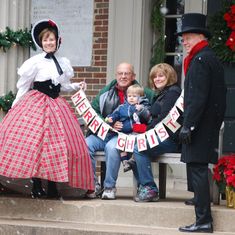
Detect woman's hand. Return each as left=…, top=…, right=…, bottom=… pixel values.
left=113, top=121, right=123, bottom=131
left=72, top=81, right=87, bottom=91
left=77, top=81, right=87, bottom=91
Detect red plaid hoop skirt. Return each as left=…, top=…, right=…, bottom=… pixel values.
left=0, top=90, right=94, bottom=191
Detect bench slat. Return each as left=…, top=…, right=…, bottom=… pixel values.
left=94, top=152, right=182, bottom=164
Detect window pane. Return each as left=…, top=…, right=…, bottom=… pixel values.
left=176, top=17, right=183, bottom=53
left=164, top=55, right=183, bottom=86
left=166, top=0, right=185, bottom=15
left=165, top=18, right=178, bottom=53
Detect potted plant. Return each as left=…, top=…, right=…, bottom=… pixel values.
left=0, top=91, right=16, bottom=115
left=213, top=154, right=235, bottom=207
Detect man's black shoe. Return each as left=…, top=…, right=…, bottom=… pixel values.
left=179, top=222, right=213, bottom=233
left=184, top=197, right=195, bottom=206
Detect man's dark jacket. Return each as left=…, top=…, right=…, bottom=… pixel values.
left=181, top=46, right=227, bottom=164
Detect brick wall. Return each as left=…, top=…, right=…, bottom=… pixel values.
left=70, top=0, right=109, bottom=103
left=66, top=0, right=109, bottom=177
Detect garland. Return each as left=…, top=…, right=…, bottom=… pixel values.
left=0, top=91, right=16, bottom=113
left=0, top=27, right=36, bottom=52
left=150, top=0, right=165, bottom=68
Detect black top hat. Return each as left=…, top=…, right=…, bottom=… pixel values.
left=176, top=13, right=211, bottom=38
left=31, top=19, right=61, bottom=50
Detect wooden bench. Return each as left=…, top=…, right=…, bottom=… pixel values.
left=93, top=123, right=224, bottom=204
left=94, top=151, right=182, bottom=199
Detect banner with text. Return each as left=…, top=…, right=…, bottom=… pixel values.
left=71, top=89, right=184, bottom=152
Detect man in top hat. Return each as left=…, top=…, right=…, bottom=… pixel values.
left=177, top=13, right=226, bottom=233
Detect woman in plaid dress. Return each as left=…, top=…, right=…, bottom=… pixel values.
left=0, top=19, right=94, bottom=198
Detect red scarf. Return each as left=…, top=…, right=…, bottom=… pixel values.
left=184, top=40, right=208, bottom=76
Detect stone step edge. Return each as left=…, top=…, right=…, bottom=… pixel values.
left=0, top=219, right=234, bottom=235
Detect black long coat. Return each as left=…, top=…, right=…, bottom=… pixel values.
left=181, top=46, right=226, bottom=164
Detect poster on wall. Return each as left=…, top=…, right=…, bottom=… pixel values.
left=31, top=0, right=93, bottom=66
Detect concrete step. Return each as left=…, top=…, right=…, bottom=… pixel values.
left=0, top=194, right=234, bottom=234
left=0, top=218, right=234, bottom=235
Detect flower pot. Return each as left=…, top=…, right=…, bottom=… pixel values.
left=226, top=186, right=235, bottom=208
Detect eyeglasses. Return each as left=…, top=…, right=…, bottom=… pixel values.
left=116, top=72, right=133, bottom=76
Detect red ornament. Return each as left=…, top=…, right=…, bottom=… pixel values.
left=226, top=31, right=235, bottom=51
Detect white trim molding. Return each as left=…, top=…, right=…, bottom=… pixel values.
left=0, top=0, right=30, bottom=95
left=107, top=0, right=153, bottom=86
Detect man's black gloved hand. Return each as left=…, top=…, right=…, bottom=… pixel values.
left=179, top=126, right=191, bottom=145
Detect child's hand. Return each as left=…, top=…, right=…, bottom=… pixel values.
left=113, top=121, right=123, bottom=131
left=105, top=117, right=113, bottom=123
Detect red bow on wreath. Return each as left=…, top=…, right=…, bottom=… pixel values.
left=224, top=5, right=235, bottom=51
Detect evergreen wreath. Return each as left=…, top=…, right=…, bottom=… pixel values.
left=0, top=27, right=36, bottom=52
left=208, top=0, right=235, bottom=64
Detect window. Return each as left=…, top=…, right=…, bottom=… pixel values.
left=164, top=0, right=184, bottom=86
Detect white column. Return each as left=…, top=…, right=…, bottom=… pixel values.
left=107, top=0, right=153, bottom=86
left=0, top=0, right=30, bottom=95
left=184, top=0, right=207, bottom=14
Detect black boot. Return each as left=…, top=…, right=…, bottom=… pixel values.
left=47, top=181, right=60, bottom=199
left=31, top=178, right=46, bottom=198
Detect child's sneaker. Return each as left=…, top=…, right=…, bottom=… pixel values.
left=134, top=185, right=159, bottom=202
left=123, top=158, right=136, bottom=172
left=123, top=160, right=132, bottom=172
